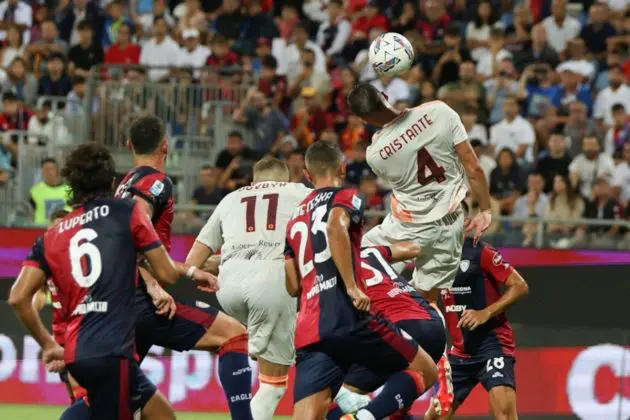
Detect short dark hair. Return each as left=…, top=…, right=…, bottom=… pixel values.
left=129, top=115, right=166, bottom=155
left=41, top=157, right=58, bottom=167
left=2, top=91, right=18, bottom=102
left=49, top=208, right=69, bottom=222
left=61, top=144, right=116, bottom=205
left=305, top=141, right=344, bottom=177
left=445, top=24, right=461, bottom=38
left=550, top=125, right=565, bottom=136
left=262, top=55, right=277, bottom=70
left=72, top=75, right=86, bottom=86
left=228, top=130, right=243, bottom=140
left=612, top=103, right=626, bottom=113
left=77, top=20, right=93, bottom=31
left=490, top=27, right=505, bottom=39
left=48, top=52, right=65, bottom=63
left=347, top=83, right=387, bottom=117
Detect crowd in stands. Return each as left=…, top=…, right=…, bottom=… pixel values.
left=0, top=0, right=628, bottom=248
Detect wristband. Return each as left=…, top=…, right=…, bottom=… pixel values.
left=186, top=266, right=197, bottom=279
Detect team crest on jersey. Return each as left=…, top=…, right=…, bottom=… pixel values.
left=195, top=301, right=210, bottom=309
left=460, top=260, right=470, bottom=272
left=352, top=195, right=362, bottom=210
left=150, top=180, right=164, bottom=196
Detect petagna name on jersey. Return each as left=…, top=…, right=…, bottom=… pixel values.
left=239, top=182, right=288, bottom=191
left=378, top=113, right=434, bottom=160
left=58, top=205, right=111, bottom=234
left=293, top=191, right=333, bottom=218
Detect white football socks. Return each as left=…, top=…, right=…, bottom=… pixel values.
left=335, top=386, right=372, bottom=413
left=251, top=382, right=286, bottom=420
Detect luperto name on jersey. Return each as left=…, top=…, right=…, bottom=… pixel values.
left=57, top=205, right=110, bottom=233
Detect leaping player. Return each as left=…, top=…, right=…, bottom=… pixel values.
left=347, top=84, right=493, bottom=414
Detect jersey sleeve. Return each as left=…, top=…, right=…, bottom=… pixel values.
left=479, top=245, right=514, bottom=284
left=22, top=236, right=52, bottom=277
left=331, top=188, right=365, bottom=226
left=129, top=173, right=174, bottom=215
left=446, top=103, right=468, bottom=146
left=196, top=201, right=224, bottom=252
left=129, top=201, right=163, bottom=252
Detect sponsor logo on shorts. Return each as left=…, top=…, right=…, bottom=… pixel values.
left=445, top=304, right=466, bottom=313
left=196, top=301, right=210, bottom=309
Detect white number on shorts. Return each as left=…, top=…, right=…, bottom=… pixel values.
left=360, top=248, right=400, bottom=286
left=69, top=228, right=103, bottom=288
left=486, top=357, right=505, bottom=372
left=289, top=206, right=331, bottom=277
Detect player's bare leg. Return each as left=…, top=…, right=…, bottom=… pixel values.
left=141, top=390, right=176, bottom=420
left=489, top=386, right=518, bottom=420
left=294, top=388, right=333, bottom=420
left=251, top=358, right=290, bottom=420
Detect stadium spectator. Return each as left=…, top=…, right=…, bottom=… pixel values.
left=316, top=0, right=351, bottom=59
left=580, top=3, right=617, bottom=60
left=490, top=95, right=536, bottom=164
left=544, top=174, right=585, bottom=236
left=371, top=73, right=411, bottom=106
left=0, top=0, right=31, bottom=44
left=349, top=1, right=388, bottom=54
left=68, top=20, right=104, bottom=78
left=27, top=19, right=69, bottom=60
left=612, top=143, right=630, bottom=206
left=139, top=16, right=179, bottom=81
left=206, top=35, right=239, bottom=69
left=329, top=67, right=357, bottom=130
left=177, top=28, right=209, bottom=69
left=37, top=52, right=71, bottom=96
left=102, top=0, right=132, bottom=48
left=256, top=55, right=287, bottom=111
left=103, top=22, right=140, bottom=66
left=0, top=155, right=9, bottom=184
left=593, top=65, right=630, bottom=129
left=290, top=86, right=334, bottom=147
left=541, top=0, right=581, bottom=56
left=462, top=106, right=488, bottom=145
left=593, top=53, right=623, bottom=92
left=555, top=63, right=594, bottom=116
left=270, top=134, right=298, bottom=160
left=29, top=158, right=69, bottom=226
left=504, top=4, right=532, bottom=54
left=275, top=22, right=326, bottom=78
left=484, top=58, right=519, bottom=124
left=490, top=148, right=526, bottom=215
left=66, top=76, right=97, bottom=116
left=432, top=25, right=472, bottom=88
left=471, top=139, right=496, bottom=181
left=213, top=0, right=242, bottom=40
left=576, top=177, right=624, bottom=247
left=2, top=57, right=37, bottom=105
left=286, top=149, right=308, bottom=184
left=359, top=174, right=385, bottom=229
left=136, top=0, right=175, bottom=38
left=465, top=0, right=496, bottom=63
left=56, top=0, right=104, bottom=47
left=288, top=48, right=331, bottom=108
left=27, top=101, right=71, bottom=145
left=187, top=165, right=227, bottom=222
left=514, top=24, right=559, bottom=71
left=514, top=172, right=549, bottom=246
left=276, top=4, right=299, bottom=41
left=28, top=5, right=47, bottom=45
left=340, top=114, right=365, bottom=152
left=476, top=28, right=513, bottom=80
left=352, top=27, right=384, bottom=82
left=536, top=129, right=572, bottom=193
left=604, top=104, right=630, bottom=156
left=177, top=0, right=207, bottom=33
left=569, top=136, right=615, bottom=199
left=0, top=24, right=24, bottom=69
left=215, top=130, right=260, bottom=190
left=438, top=60, right=487, bottom=121
left=302, top=0, right=328, bottom=23
left=415, top=0, right=451, bottom=59
left=389, top=0, right=417, bottom=34
left=564, top=101, right=604, bottom=157
left=232, top=87, right=288, bottom=152
left=238, top=0, right=278, bottom=56
left=518, top=62, right=558, bottom=119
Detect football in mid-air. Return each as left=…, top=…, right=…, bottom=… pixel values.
left=369, top=32, right=415, bottom=76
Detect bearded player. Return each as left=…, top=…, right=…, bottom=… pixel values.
left=115, top=115, right=253, bottom=419
left=347, top=84, right=492, bottom=414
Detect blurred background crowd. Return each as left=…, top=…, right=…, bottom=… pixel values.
left=0, top=0, right=628, bottom=249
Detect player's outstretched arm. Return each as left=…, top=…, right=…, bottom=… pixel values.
left=328, top=207, right=370, bottom=312
left=388, top=241, right=422, bottom=263
left=455, top=140, right=492, bottom=243
left=142, top=246, right=180, bottom=285
left=9, top=267, right=61, bottom=359
left=284, top=257, right=301, bottom=297
left=185, top=241, right=214, bottom=270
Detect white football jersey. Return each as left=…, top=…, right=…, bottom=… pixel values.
left=366, top=101, right=469, bottom=223
left=196, top=181, right=312, bottom=263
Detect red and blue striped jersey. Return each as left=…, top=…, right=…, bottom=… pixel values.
left=443, top=238, right=516, bottom=358
left=360, top=246, right=438, bottom=323
left=115, top=166, right=174, bottom=251
left=22, top=199, right=162, bottom=363
left=285, top=187, right=365, bottom=349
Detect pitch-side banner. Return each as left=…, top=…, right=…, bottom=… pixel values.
left=0, top=334, right=627, bottom=418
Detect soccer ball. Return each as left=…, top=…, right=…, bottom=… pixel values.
left=369, top=32, right=415, bottom=76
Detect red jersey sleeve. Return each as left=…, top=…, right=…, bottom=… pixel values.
left=22, top=236, right=52, bottom=277
left=480, top=245, right=514, bottom=284
left=128, top=173, right=173, bottom=215
left=364, top=245, right=393, bottom=262
left=331, top=188, right=365, bottom=227
left=130, top=202, right=162, bottom=252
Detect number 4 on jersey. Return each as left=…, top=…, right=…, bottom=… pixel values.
left=417, top=148, right=446, bottom=186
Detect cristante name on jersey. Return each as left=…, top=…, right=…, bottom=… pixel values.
left=294, top=191, right=333, bottom=218
left=58, top=205, right=111, bottom=234
left=378, top=113, right=434, bottom=160
left=306, top=275, right=337, bottom=300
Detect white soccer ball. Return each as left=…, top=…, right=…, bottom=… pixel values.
left=368, top=32, right=415, bottom=76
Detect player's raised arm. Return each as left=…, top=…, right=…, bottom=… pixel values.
left=328, top=207, right=370, bottom=312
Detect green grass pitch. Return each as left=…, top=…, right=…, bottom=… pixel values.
left=0, top=404, right=291, bottom=419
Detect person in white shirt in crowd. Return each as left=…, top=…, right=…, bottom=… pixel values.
left=303, top=0, right=328, bottom=24
left=316, top=0, right=351, bottom=58
left=287, top=48, right=331, bottom=110
left=471, top=139, right=496, bottom=181
left=462, top=106, right=488, bottom=145
left=140, top=15, right=179, bottom=81
left=484, top=58, right=519, bottom=125
left=352, top=27, right=384, bottom=82
left=490, top=95, right=536, bottom=164
left=612, top=143, right=630, bottom=206
left=465, top=0, right=497, bottom=62
left=476, top=28, right=512, bottom=80
left=370, top=74, right=410, bottom=106
left=177, top=28, right=210, bottom=70
left=137, top=0, right=175, bottom=40
left=604, top=103, right=630, bottom=156
left=593, top=65, right=630, bottom=130
left=569, top=135, right=615, bottom=199
left=65, top=76, right=98, bottom=117
left=0, top=0, right=31, bottom=43
left=541, top=0, right=581, bottom=55
left=273, top=23, right=326, bottom=79
left=27, top=101, right=71, bottom=145
left=513, top=172, right=549, bottom=246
